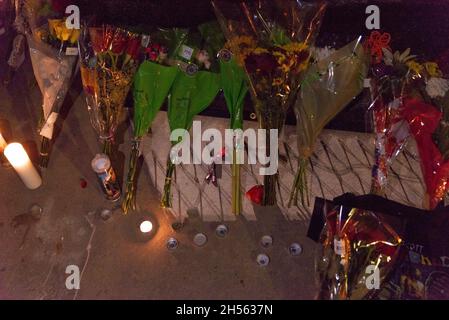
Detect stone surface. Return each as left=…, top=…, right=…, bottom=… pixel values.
left=0, top=51, right=434, bottom=300
left=0, top=59, right=318, bottom=300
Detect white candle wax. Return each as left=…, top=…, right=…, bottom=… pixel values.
left=4, top=143, right=42, bottom=190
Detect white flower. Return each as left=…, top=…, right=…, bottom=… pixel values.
left=425, top=77, right=449, bottom=98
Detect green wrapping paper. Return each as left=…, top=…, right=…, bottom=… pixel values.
left=199, top=21, right=249, bottom=214
left=289, top=39, right=369, bottom=207
left=220, top=58, right=247, bottom=130
left=161, top=71, right=221, bottom=208
left=122, top=61, right=179, bottom=213
left=167, top=72, right=221, bottom=132
left=133, top=61, right=179, bottom=137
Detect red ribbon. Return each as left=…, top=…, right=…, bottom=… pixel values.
left=365, top=31, right=391, bottom=64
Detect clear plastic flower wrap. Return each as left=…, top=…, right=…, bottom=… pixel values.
left=365, top=32, right=416, bottom=195
left=79, top=24, right=141, bottom=158
left=365, top=30, right=449, bottom=207
left=315, top=195, right=402, bottom=300
left=212, top=0, right=326, bottom=206
left=289, top=38, right=369, bottom=207
left=19, top=0, right=80, bottom=167
left=402, top=61, right=449, bottom=209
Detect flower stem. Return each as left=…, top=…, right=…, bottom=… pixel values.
left=39, top=136, right=51, bottom=168
left=161, top=156, right=176, bottom=208
left=122, top=139, right=140, bottom=214
left=102, top=138, right=113, bottom=158
left=231, top=146, right=241, bottom=214
left=262, top=173, right=278, bottom=206
left=288, top=158, right=309, bottom=208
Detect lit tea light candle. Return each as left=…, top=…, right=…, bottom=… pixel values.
left=4, top=143, right=42, bottom=189
left=139, top=220, right=153, bottom=233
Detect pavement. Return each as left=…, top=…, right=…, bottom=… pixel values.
left=0, top=46, right=431, bottom=300
left=0, top=58, right=319, bottom=300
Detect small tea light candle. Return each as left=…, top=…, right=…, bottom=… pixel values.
left=4, top=143, right=42, bottom=189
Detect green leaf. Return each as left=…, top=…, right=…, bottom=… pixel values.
left=154, top=28, right=189, bottom=59
left=198, top=21, right=226, bottom=54
left=133, top=61, right=179, bottom=137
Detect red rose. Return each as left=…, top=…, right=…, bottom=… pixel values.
left=89, top=26, right=114, bottom=54
left=126, top=36, right=141, bottom=60
left=110, top=29, right=128, bottom=55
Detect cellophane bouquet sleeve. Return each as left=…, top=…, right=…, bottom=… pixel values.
left=78, top=24, right=141, bottom=159
left=289, top=38, right=369, bottom=207
left=212, top=0, right=326, bottom=205
left=21, top=0, right=79, bottom=167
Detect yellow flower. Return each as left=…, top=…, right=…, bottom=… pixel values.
left=273, top=51, right=286, bottom=64
left=35, top=28, right=49, bottom=41
left=280, top=58, right=295, bottom=73
left=424, top=62, right=443, bottom=78
left=225, top=36, right=257, bottom=67
left=48, top=19, right=61, bottom=37
left=69, top=29, right=81, bottom=44
left=48, top=18, right=80, bottom=43
left=406, top=60, right=424, bottom=75
left=253, top=47, right=269, bottom=54
left=282, top=41, right=308, bottom=53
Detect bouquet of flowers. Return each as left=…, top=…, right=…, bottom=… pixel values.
left=19, top=0, right=80, bottom=167
left=212, top=0, right=326, bottom=205
left=79, top=24, right=142, bottom=158
left=122, top=31, right=179, bottom=214
left=199, top=21, right=249, bottom=215
left=366, top=30, right=449, bottom=208
left=160, top=30, right=221, bottom=209
left=289, top=38, right=369, bottom=207
left=365, top=32, right=416, bottom=195
left=316, top=197, right=402, bottom=300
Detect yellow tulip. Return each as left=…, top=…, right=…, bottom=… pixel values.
left=48, top=19, right=61, bottom=37
left=69, top=29, right=81, bottom=44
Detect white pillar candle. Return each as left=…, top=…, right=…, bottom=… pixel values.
left=4, top=143, right=42, bottom=189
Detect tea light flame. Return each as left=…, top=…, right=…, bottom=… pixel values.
left=140, top=220, right=153, bottom=233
